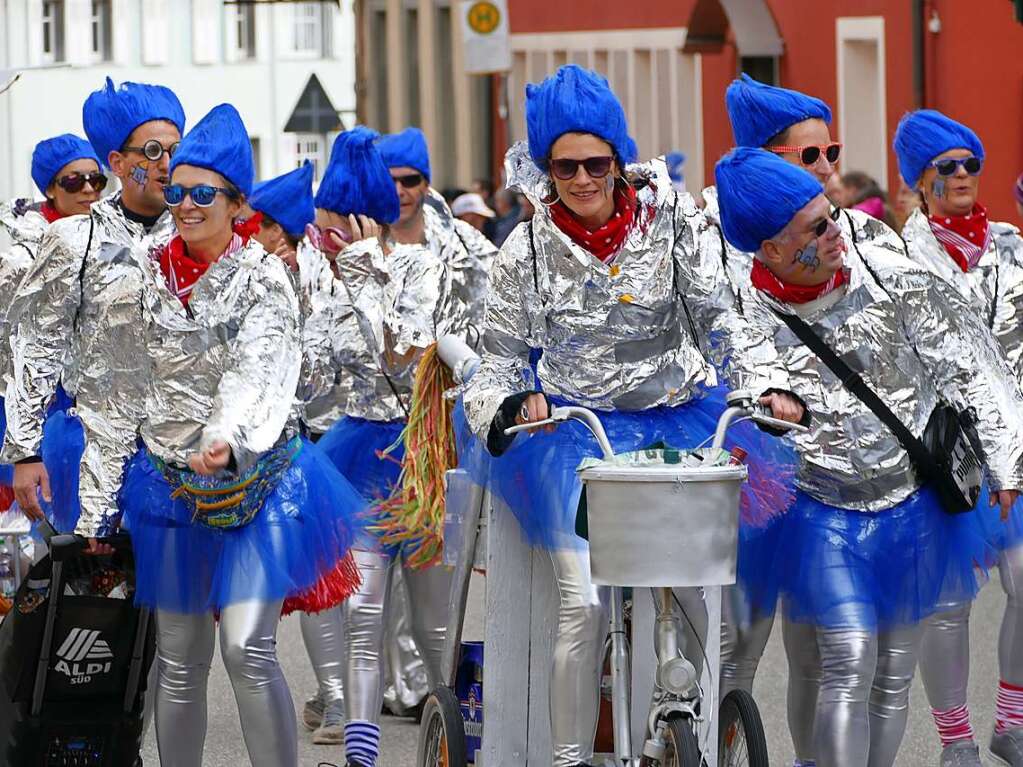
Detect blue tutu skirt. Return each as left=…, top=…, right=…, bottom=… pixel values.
left=779, top=486, right=989, bottom=631
left=0, top=396, right=9, bottom=487
left=316, top=416, right=405, bottom=504
left=455, top=386, right=796, bottom=552
left=972, top=482, right=1023, bottom=559
left=121, top=438, right=365, bottom=613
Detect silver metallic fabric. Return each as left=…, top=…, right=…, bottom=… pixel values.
left=343, top=548, right=391, bottom=723
left=783, top=614, right=822, bottom=761
left=299, top=607, right=346, bottom=705
left=919, top=600, right=972, bottom=711
left=0, top=199, right=48, bottom=379
left=549, top=545, right=609, bottom=767
left=136, top=238, right=301, bottom=473
left=814, top=624, right=922, bottom=767
left=154, top=600, right=296, bottom=767
left=999, top=544, right=1023, bottom=687
left=464, top=143, right=731, bottom=436
left=902, top=208, right=1023, bottom=381
left=699, top=185, right=753, bottom=293
left=2, top=195, right=175, bottom=536
left=720, top=584, right=775, bottom=696
left=382, top=563, right=430, bottom=713
left=721, top=232, right=1023, bottom=510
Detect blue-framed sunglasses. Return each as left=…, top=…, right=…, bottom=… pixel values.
left=931, top=155, right=983, bottom=177
left=163, top=183, right=238, bottom=207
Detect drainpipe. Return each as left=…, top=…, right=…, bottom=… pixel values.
left=912, top=0, right=925, bottom=108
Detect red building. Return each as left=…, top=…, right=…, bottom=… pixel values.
left=503, top=0, right=1023, bottom=222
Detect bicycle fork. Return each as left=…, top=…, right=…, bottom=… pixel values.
left=609, top=585, right=634, bottom=764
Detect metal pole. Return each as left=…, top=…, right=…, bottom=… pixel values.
left=609, top=585, right=634, bottom=762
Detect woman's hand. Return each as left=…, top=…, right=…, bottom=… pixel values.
left=515, top=392, right=555, bottom=434
left=187, top=441, right=233, bottom=476
left=84, top=538, right=114, bottom=556
left=759, top=392, right=806, bottom=424
left=992, top=489, right=1020, bottom=522
left=272, top=239, right=298, bottom=272
left=12, top=462, right=50, bottom=521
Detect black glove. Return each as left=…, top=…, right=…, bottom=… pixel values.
left=486, top=391, right=550, bottom=457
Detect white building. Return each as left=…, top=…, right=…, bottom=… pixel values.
left=0, top=0, right=356, bottom=199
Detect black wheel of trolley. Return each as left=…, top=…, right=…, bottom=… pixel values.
left=417, top=686, right=467, bottom=767
left=718, top=689, right=769, bottom=767
left=641, top=714, right=702, bottom=767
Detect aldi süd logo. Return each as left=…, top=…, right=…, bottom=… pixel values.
left=54, top=627, right=114, bottom=684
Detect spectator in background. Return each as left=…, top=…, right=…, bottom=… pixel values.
left=451, top=192, right=495, bottom=234
left=472, top=177, right=494, bottom=205
left=1015, top=172, right=1023, bottom=220
left=440, top=187, right=467, bottom=206
left=839, top=170, right=898, bottom=230
left=489, top=188, right=522, bottom=246
left=893, top=179, right=922, bottom=232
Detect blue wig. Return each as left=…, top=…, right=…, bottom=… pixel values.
left=169, top=104, right=254, bottom=196
left=892, top=109, right=985, bottom=188
left=314, top=127, right=400, bottom=224
left=726, top=74, right=832, bottom=148
left=665, top=151, right=686, bottom=183
left=31, top=134, right=101, bottom=194
left=250, top=161, right=315, bottom=238
left=376, top=127, right=431, bottom=180
left=82, top=77, right=186, bottom=168
left=715, top=147, right=823, bottom=253
left=525, top=64, right=637, bottom=170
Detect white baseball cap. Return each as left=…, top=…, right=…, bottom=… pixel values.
left=452, top=192, right=495, bottom=218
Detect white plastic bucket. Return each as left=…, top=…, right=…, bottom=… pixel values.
left=579, top=461, right=747, bottom=587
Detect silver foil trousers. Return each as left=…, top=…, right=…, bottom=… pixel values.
left=300, top=606, right=347, bottom=706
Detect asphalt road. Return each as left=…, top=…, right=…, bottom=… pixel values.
left=141, top=575, right=1007, bottom=766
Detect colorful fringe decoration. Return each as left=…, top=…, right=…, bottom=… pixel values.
left=372, top=343, right=458, bottom=569
left=282, top=551, right=362, bottom=615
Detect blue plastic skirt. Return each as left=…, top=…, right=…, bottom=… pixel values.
left=0, top=396, right=9, bottom=487
left=455, top=386, right=796, bottom=553
left=973, top=482, right=1023, bottom=559
left=121, top=438, right=365, bottom=613
left=316, top=416, right=405, bottom=505
left=779, top=486, right=989, bottom=631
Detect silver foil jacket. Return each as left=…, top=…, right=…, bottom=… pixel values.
left=135, top=238, right=301, bottom=474
left=721, top=230, right=1023, bottom=510
left=0, top=199, right=49, bottom=379
left=463, top=142, right=732, bottom=437
left=902, top=207, right=1023, bottom=382
left=3, top=195, right=175, bottom=536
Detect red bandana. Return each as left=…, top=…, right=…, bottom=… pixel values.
left=549, top=184, right=637, bottom=263
left=40, top=201, right=63, bottom=223
left=233, top=211, right=263, bottom=243
left=751, top=259, right=847, bottom=305
left=160, top=234, right=242, bottom=307
left=928, top=203, right=991, bottom=272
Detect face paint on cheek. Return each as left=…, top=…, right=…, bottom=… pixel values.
left=129, top=161, right=150, bottom=187
left=932, top=178, right=946, bottom=199
left=793, top=239, right=821, bottom=272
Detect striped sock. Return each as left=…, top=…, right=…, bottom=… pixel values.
left=996, top=680, right=1023, bottom=734
left=931, top=703, right=975, bottom=747
left=344, top=720, right=381, bottom=767
left=793, top=761, right=817, bottom=767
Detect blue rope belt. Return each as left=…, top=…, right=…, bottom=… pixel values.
left=149, top=437, right=303, bottom=530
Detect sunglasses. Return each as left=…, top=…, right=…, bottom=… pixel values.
left=811, top=205, right=843, bottom=238
left=163, top=184, right=238, bottom=208
left=121, top=139, right=181, bottom=162
left=931, top=155, right=983, bottom=177
left=56, top=171, right=107, bottom=193
left=549, top=156, right=614, bottom=181
left=392, top=172, right=424, bottom=189
left=769, top=142, right=842, bottom=167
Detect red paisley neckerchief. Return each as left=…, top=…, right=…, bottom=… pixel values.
left=751, top=259, right=848, bottom=305
left=928, top=203, right=991, bottom=272
left=40, top=202, right=63, bottom=223
left=549, top=184, right=637, bottom=263
left=160, top=233, right=242, bottom=307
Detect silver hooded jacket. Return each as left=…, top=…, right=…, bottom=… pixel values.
left=3, top=194, right=175, bottom=536
left=902, top=207, right=1023, bottom=382
left=134, top=237, right=301, bottom=476
left=0, top=199, right=49, bottom=378
left=721, top=231, right=1023, bottom=511
left=463, top=143, right=732, bottom=437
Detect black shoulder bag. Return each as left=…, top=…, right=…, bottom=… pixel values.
left=773, top=307, right=984, bottom=514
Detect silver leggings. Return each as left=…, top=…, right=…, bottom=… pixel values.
left=814, top=624, right=921, bottom=767
left=548, top=547, right=707, bottom=767
left=919, top=544, right=1023, bottom=717
left=153, top=601, right=296, bottom=767
left=343, top=548, right=452, bottom=723
left=299, top=606, right=346, bottom=705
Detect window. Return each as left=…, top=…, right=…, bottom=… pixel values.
left=291, top=2, right=332, bottom=57
left=250, top=137, right=261, bottom=180
left=91, top=0, right=113, bottom=62
left=739, top=56, right=778, bottom=86
left=234, top=3, right=256, bottom=59
left=295, top=134, right=326, bottom=182
left=42, top=0, right=65, bottom=63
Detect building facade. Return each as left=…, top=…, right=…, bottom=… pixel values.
left=0, top=0, right=356, bottom=200
left=360, top=0, right=1023, bottom=223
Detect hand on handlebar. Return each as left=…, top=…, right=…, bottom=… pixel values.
left=13, top=461, right=51, bottom=522
left=759, top=392, right=806, bottom=425
left=515, top=392, right=556, bottom=434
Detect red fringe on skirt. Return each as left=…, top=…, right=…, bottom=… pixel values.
left=281, top=552, right=362, bottom=615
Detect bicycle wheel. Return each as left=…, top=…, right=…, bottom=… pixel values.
left=718, top=689, right=769, bottom=767
left=416, top=686, right=467, bottom=767
left=641, top=715, right=702, bottom=767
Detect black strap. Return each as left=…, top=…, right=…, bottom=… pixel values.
left=73, top=215, right=96, bottom=334
left=989, top=258, right=1000, bottom=330
left=772, top=307, right=936, bottom=477
left=669, top=193, right=702, bottom=350
left=528, top=219, right=540, bottom=299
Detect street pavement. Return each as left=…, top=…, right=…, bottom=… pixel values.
left=142, top=575, right=1007, bottom=766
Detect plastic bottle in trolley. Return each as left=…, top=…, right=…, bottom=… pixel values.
left=728, top=447, right=748, bottom=466
left=0, top=543, right=14, bottom=598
